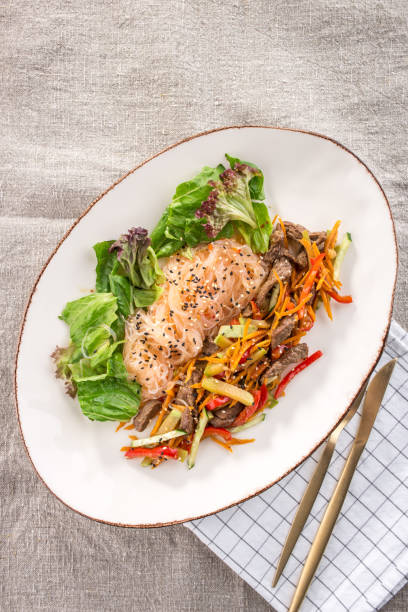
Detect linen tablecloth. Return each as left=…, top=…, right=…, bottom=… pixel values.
left=1, top=1, right=407, bottom=610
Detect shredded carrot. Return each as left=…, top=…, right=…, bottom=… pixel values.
left=243, top=318, right=251, bottom=340
left=150, top=389, right=174, bottom=435
left=321, top=290, right=333, bottom=320
left=128, top=435, right=138, bottom=440
left=278, top=217, right=289, bottom=248
left=229, top=437, right=255, bottom=445
left=115, top=422, right=126, bottom=432
left=208, top=243, right=214, bottom=251
left=284, top=331, right=306, bottom=345
left=124, top=423, right=135, bottom=430
left=299, top=233, right=313, bottom=261
left=195, top=388, right=205, bottom=405
left=210, top=436, right=232, bottom=452
left=279, top=293, right=312, bottom=317
left=311, top=241, right=320, bottom=258
left=185, top=358, right=196, bottom=383
left=198, top=393, right=212, bottom=411
left=120, top=446, right=131, bottom=452
left=254, top=339, right=271, bottom=350
left=325, top=220, right=341, bottom=253
left=271, top=213, right=278, bottom=225
left=307, top=305, right=316, bottom=322
left=316, top=268, right=328, bottom=291
left=169, top=403, right=190, bottom=411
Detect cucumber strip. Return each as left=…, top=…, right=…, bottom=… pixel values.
left=239, top=317, right=269, bottom=329
left=187, top=409, right=209, bottom=469
left=230, top=413, right=266, bottom=433
left=177, top=448, right=188, bottom=463
left=140, top=407, right=182, bottom=466
left=158, top=408, right=182, bottom=434
left=204, top=362, right=225, bottom=376
left=244, top=348, right=266, bottom=367
left=218, top=323, right=257, bottom=338
left=333, top=232, right=352, bottom=281
left=214, top=334, right=233, bottom=348
left=202, top=376, right=254, bottom=406
left=131, top=429, right=186, bottom=448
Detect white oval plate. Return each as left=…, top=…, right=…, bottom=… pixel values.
left=15, top=127, right=397, bottom=527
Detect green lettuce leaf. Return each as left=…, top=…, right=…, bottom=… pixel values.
left=109, top=274, right=133, bottom=318
left=225, top=154, right=265, bottom=200
left=59, top=293, right=118, bottom=346
left=93, top=241, right=116, bottom=292
left=236, top=201, right=273, bottom=254
left=77, top=375, right=141, bottom=421
left=151, top=165, right=225, bottom=257
left=133, top=285, right=163, bottom=307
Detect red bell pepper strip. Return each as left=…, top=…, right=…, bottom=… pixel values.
left=274, top=350, right=323, bottom=399
left=233, top=384, right=268, bottom=427
left=299, top=313, right=314, bottom=332
left=271, top=344, right=286, bottom=360
left=206, top=395, right=230, bottom=411
left=124, top=446, right=178, bottom=460
left=250, top=300, right=263, bottom=320
left=239, top=348, right=252, bottom=365
left=327, top=290, right=353, bottom=304
left=202, top=427, right=232, bottom=441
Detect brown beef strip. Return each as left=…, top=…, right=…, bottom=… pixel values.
left=209, top=403, right=244, bottom=428
left=174, top=384, right=195, bottom=406
left=263, top=343, right=308, bottom=382
left=201, top=338, right=219, bottom=356
left=256, top=256, right=292, bottom=312
left=180, top=407, right=196, bottom=434
left=133, top=399, right=162, bottom=431
left=263, top=222, right=326, bottom=272
left=270, top=315, right=296, bottom=348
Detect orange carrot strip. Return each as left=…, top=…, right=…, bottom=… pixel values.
left=210, top=436, right=232, bottom=452
left=321, top=290, right=333, bottom=320
left=278, top=217, right=289, bottom=248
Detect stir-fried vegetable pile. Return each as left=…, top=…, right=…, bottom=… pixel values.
left=120, top=218, right=352, bottom=469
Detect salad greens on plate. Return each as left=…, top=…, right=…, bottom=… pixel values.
left=53, top=154, right=273, bottom=422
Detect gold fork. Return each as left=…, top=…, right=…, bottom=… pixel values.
left=272, top=380, right=368, bottom=587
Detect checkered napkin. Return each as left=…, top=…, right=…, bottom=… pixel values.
left=186, top=320, right=408, bottom=611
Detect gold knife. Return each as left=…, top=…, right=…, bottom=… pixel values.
left=272, top=380, right=368, bottom=587
left=288, top=359, right=396, bottom=612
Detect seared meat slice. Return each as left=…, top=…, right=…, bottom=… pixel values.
left=201, top=338, right=219, bottom=356
left=174, top=384, right=195, bottom=406
left=286, top=237, right=308, bottom=269
left=309, top=231, right=327, bottom=251
left=133, top=399, right=162, bottom=431
left=263, top=343, right=308, bottom=382
left=256, top=257, right=292, bottom=312
left=209, top=403, right=244, bottom=428
left=270, top=316, right=296, bottom=349
left=180, top=407, right=197, bottom=434
left=263, top=221, right=326, bottom=272
left=190, top=361, right=205, bottom=384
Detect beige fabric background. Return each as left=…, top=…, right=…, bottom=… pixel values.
left=1, top=1, right=407, bottom=610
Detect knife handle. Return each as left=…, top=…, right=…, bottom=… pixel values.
left=288, top=443, right=364, bottom=612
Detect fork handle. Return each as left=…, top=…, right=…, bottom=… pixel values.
left=272, top=440, right=335, bottom=586
left=288, top=443, right=364, bottom=612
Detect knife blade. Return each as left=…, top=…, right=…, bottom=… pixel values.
left=288, top=359, right=396, bottom=612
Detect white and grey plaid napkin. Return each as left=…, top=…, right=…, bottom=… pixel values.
left=186, top=320, right=408, bottom=611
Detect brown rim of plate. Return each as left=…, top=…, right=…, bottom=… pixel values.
left=14, top=125, right=398, bottom=529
